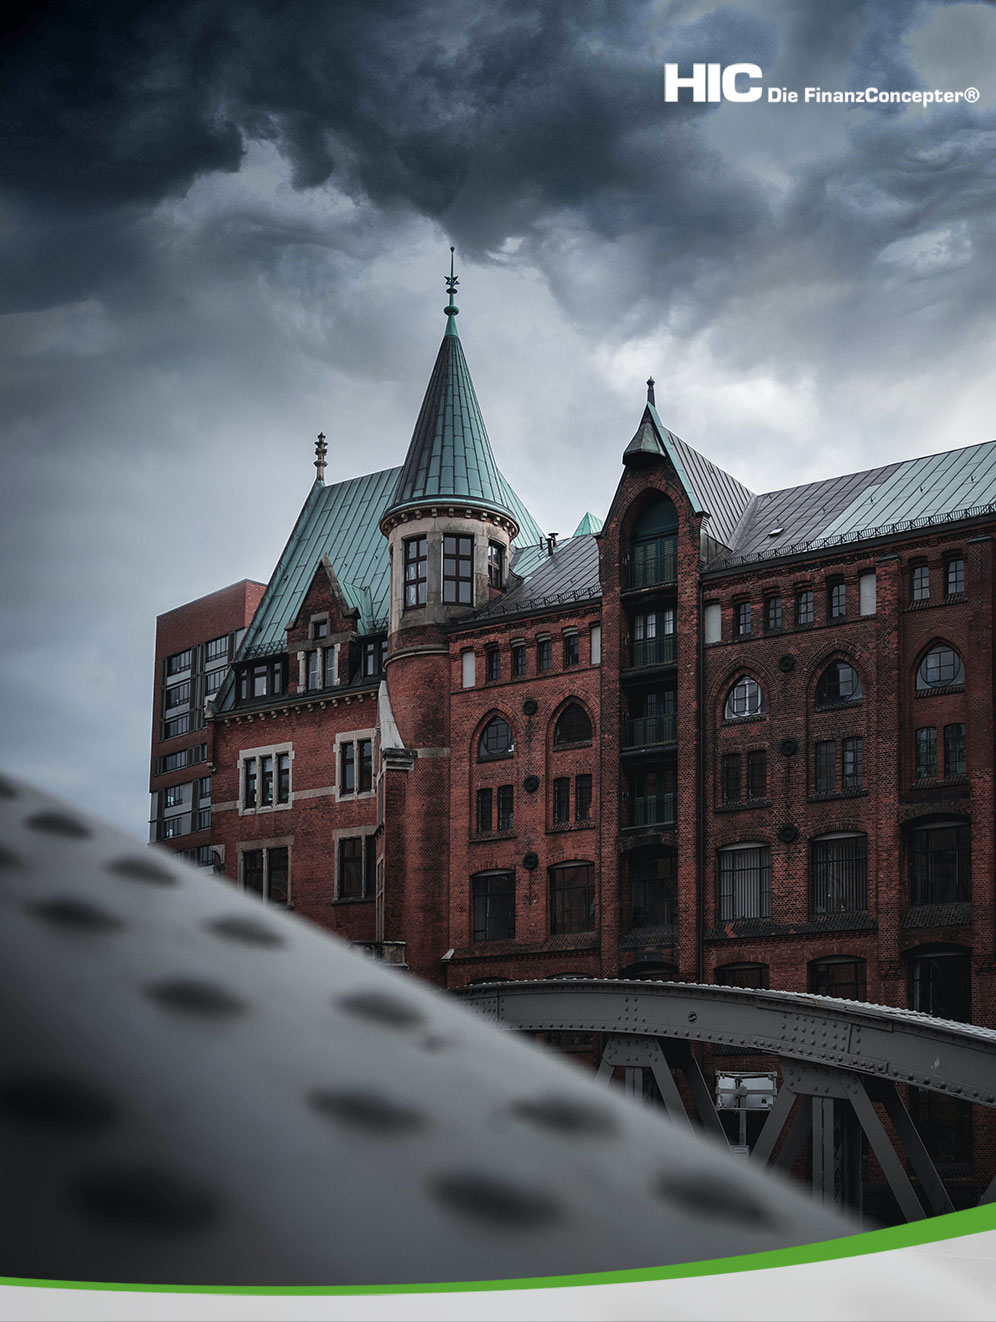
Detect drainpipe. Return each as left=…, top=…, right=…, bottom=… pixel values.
left=696, top=572, right=705, bottom=984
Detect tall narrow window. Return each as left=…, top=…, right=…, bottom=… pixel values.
left=307, top=650, right=322, bottom=690
left=537, top=636, right=552, bottom=671
left=443, top=534, right=473, bottom=604
left=735, top=602, right=751, bottom=637
left=746, top=749, right=767, bottom=800
left=915, top=727, right=937, bottom=780
left=796, top=589, right=814, bottom=626
left=765, top=596, right=782, bottom=632
left=475, top=788, right=493, bottom=834
left=944, top=724, right=966, bottom=776
left=496, top=784, right=514, bottom=831
left=511, top=642, right=526, bottom=676
left=811, top=836, right=867, bottom=914
left=549, top=863, right=595, bottom=934
left=563, top=631, right=579, bottom=667
left=260, top=755, right=274, bottom=807
left=828, top=579, right=846, bottom=620
left=815, top=741, right=835, bottom=793
left=276, top=753, right=291, bottom=804
left=911, top=564, right=930, bottom=603
left=575, top=774, right=593, bottom=822
left=553, top=777, right=571, bottom=824
left=486, top=647, right=501, bottom=682
left=717, top=846, right=771, bottom=920
left=341, top=742, right=355, bottom=793
left=487, top=541, right=505, bottom=589
left=404, top=536, right=427, bottom=608
left=244, top=760, right=258, bottom=808
left=358, top=739, right=373, bottom=793
left=338, top=838, right=365, bottom=899
left=841, top=737, right=864, bottom=789
left=324, top=646, right=338, bottom=687
left=945, top=557, right=965, bottom=597
left=721, top=754, right=742, bottom=804
left=473, top=872, right=515, bottom=942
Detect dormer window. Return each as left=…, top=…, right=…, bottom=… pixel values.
left=311, top=618, right=329, bottom=640
left=443, top=534, right=473, bottom=604
left=488, top=541, right=505, bottom=589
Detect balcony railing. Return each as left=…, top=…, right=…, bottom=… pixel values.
left=625, top=550, right=678, bottom=590
left=632, top=793, right=676, bottom=827
left=623, top=714, right=677, bottom=747
left=629, top=635, right=677, bottom=669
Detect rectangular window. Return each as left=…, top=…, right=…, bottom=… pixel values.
left=718, top=846, right=771, bottom=920
left=721, top=753, right=741, bottom=804
left=553, top=777, right=570, bottom=824
left=796, top=589, right=814, bottom=626
left=563, top=631, right=579, bottom=667
left=944, top=724, right=966, bottom=777
left=242, top=847, right=288, bottom=905
left=828, top=579, right=846, bottom=620
left=811, top=837, right=867, bottom=914
left=859, top=571, right=877, bottom=616
left=911, top=824, right=970, bottom=904
left=165, top=682, right=191, bottom=710
left=442, top=534, right=473, bottom=604
left=764, top=596, right=782, bottom=632
left=163, top=714, right=191, bottom=739
left=362, top=641, right=384, bottom=677
left=815, top=740, right=836, bottom=794
left=244, top=759, right=257, bottom=808
left=746, top=749, right=767, bottom=800
left=252, top=664, right=269, bottom=698
left=549, top=863, right=594, bottom=934
left=810, top=958, right=866, bottom=1000
left=511, top=642, right=526, bottom=676
left=205, top=636, right=229, bottom=662
left=310, top=619, right=329, bottom=641
left=736, top=602, right=751, bottom=637
left=487, top=541, right=505, bottom=589
left=537, top=636, right=552, bottom=671
left=590, top=625, right=601, bottom=665
left=841, top=737, right=864, bottom=789
left=704, top=602, right=722, bottom=644
left=307, top=650, right=322, bottom=690
left=404, top=536, right=427, bottom=608
left=260, top=755, right=274, bottom=806
left=497, top=784, right=514, bottom=831
left=486, top=647, right=501, bottom=682
left=575, top=774, right=593, bottom=822
left=339, top=738, right=373, bottom=795
left=277, top=752, right=290, bottom=804
left=195, top=809, right=211, bottom=831
left=915, top=727, right=937, bottom=780
left=166, top=648, right=192, bottom=676
left=205, top=667, right=226, bottom=696
left=475, top=787, right=493, bottom=834
left=359, top=739, right=373, bottom=793
left=946, top=557, right=965, bottom=597
left=911, top=564, right=930, bottom=602
left=324, top=646, right=338, bottom=688
left=338, top=837, right=366, bottom=899
left=341, top=742, right=355, bottom=794
left=473, top=872, right=515, bottom=942
left=164, top=783, right=187, bottom=809
left=461, top=650, right=476, bottom=688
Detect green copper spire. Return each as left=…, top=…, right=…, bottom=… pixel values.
left=383, top=256, right=516, bottom=523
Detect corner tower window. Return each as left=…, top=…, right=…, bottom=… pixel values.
left=404, top=536, right=427, bottom=608
left=443, top=535, right=473, bottom=604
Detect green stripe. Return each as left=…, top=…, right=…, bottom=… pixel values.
left=3, top=1203, right=994, bottom=1296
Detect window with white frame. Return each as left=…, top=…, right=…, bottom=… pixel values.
left=336, top=730, right=376, bottom=797
left=239, top=743, right=293, bottom=815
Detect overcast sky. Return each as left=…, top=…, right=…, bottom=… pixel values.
left=2, top=0, right=994, bottom=841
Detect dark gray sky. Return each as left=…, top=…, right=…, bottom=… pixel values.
left=2, top=0, right=994, bottom=840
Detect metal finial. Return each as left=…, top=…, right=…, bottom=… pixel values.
left=647, top=378, right=656, bottom=406
left=314, top=432, right=328, bottom=483
left=444, top=246, right=459, bottom=323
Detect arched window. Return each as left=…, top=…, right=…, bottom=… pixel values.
left=816, top=660, right=862, bottom=706
left=628, top=497, right=678, bottom=589
left=724, top=675, right=765, bottom=719
left=916, top=644, right=965, bottom=690
left=554, top=703, right=592, bottom=745
left=478, top=716, right=514, bottom=761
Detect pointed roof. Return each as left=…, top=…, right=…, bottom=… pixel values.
left=382, top=308, right=517, bottom=526
left=573, top=511, right=604, bottom=536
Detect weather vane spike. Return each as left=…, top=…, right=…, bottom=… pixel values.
left=444, top=246, right=460, bottom=325
left=647, top=377, right=656, bottom=406
left=314, top=431, right=328, bottom=483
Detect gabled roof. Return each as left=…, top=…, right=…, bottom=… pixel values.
left=624, top=404, right=754, bottom=549
left=214, top=465, right=545, bottom=711
left=471, top=534, right=602, bottom=622
left=383, top=319, right=516, bottom=523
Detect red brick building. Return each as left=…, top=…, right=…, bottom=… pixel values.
left=151, top=284, right=995, bottom=1173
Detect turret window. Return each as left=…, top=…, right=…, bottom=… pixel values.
left=488, top=541, right=505, bottom=589
left=443, top=534, right=473, bottom=604
left=404, top=536, right=427, bottom=608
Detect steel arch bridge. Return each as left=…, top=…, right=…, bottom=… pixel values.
left=462, top=978, right=996, bottom=1222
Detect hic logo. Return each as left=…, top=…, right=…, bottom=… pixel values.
left=664, top=64, right=763, bottom=102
